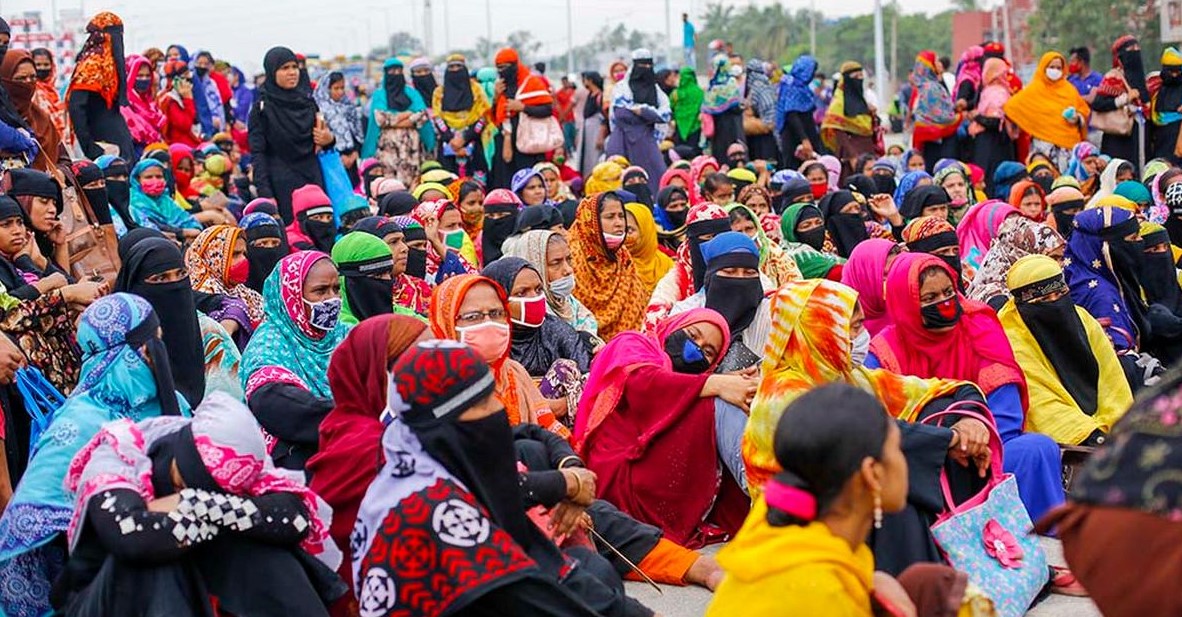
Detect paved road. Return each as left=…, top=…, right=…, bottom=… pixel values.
left=624, top=539, right=1099, bottom=616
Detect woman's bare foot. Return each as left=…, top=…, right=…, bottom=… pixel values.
left=684, top=554, right=724, bottom=591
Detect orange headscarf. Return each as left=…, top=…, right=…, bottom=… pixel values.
left=1003, top=52, right=1090, bottom=148
left=67, top=12, right=125, bottom=108
left=568, top=193, right=648, bottom=341
left=429, top=274, right=570, bottom=439
left=1007, top=179, right=1047, bottom=222
left=185, top=225, right=266, bottom=325
left=492, top=47, right=553, bottom=125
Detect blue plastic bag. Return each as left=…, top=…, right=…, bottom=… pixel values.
left=15, top=366, right=66, bottom=462
left=318, top=150, right=356, bottom=226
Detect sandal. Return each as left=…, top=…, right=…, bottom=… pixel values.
left=1049, top=566, right=1088, bottom=597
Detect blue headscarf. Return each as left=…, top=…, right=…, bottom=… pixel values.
left=230, top=66, right=255, bottom=126
left=362, top=58, right=433, bottom=158
left=776, top=55, right=818, bottom=133
left=893, top=170, right=932, bottom=205
left=128, top=159, right=201, bottom=233
left=992, top=161, right=1028, bottom=201
left=240, top=211, right=281, bottom=230
left=1064, top=207, right=1141, bottom=352
left=0, top=293, right=190, bottom=617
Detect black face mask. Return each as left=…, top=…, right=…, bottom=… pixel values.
left=920, top=296, right=963, bottom=329
left=35, top=67, right=52, bottom=81
left=344, top=274, right=394, bottom=322
left=825, top=212, right=869, bottom=258
left=623, top=182, right=653, bottom=207
left=195, top=66, right=209, bottom=78
left=1033, top=175, right=1054, bottom=194
left=665, top=208, right=688, bottom=229
left=482, top=212, right=519, bottom=263
left=705, top=274, right=764, bottom=334
left=728, top=156, right=748, bottom=170
left=406, top=247, right=428, bottom=279
left=937, top=254, right=963, bottom=286
left=300, top=217, right=337, bottom=253
left=82, top=186, right=109, bottom=212
left=1052, top=207, right=1077, bottom=240
left=796, top=224, right=826, bottom=251
left=1015, top=293, right=1099, bottom=414
left=1109, top=238, right=1146, bottom=288
left=0, top=46, right=9, bottom=58
left=664, top=329, right=711, bottom=374
left=246, top=242, right=286, bottom=292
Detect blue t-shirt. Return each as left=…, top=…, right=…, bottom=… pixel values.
left=683, top=21, right=695, bottom=49
left=1069, top=71, right=1102, bottom=97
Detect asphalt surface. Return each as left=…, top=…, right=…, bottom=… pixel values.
left=624, top=538, right=1100, bottom=616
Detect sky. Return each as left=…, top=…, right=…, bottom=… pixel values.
left=6, top=0, right=957, bottom=73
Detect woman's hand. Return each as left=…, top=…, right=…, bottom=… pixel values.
left=547, top=397, right=568, bottom=419
left=502, top=132, right=514, bottom=163
left=868, top=194, right=903, bottom=226
left=949, top=417, right=992, bottom=478
left=45, top=221, right=66, bottom=246
left=562, top=467, right=597, bottom=506
left=704, top=373, right=758, bottom=412
left=548, top=502, right=591, bottom=538
left=873, top=572, right=918, bottom=617
left=506, top=99, right=525, bottom=113
left=147, top=494, right=181, bottom=513
left=62, top=280, right=108, bottom=309
left=312, top=123, right=334, bottom=148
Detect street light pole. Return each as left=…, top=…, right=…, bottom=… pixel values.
left=567, top=0, right=574, bottom=74
left=874, top=0, right=888, bottom=122
left=810, top=0, right=816, bottom=56
left=486, top=0, right=493, bottom=64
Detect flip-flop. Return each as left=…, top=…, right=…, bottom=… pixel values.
left=1049, top=566, right=1088, bottom=597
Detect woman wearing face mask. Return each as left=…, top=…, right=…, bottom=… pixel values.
left=450, top=178, right=487, bottom=242
left=779, top=202, right=844, bottom=280
left=703, top=55, right=746, bottom=163
left=1135, top=220, right=1182, bottom=366
left=620, top=166, right=654, bottom=207
left=1044, top=185, right=1087, bottom=239
left=66, top=12, right=135, bottom=159
left=430, top=274, right=571, bottom=440
left=776, top=55, right=823, bottom=170
left=568, top=191, right=648, bottom=340
left=186, top=225, right=264, bottom=336
left=605, top=50, right=670, bottom=193
left=0, top=49, right=66, bottom=173
left=312, top=71, right=365, bottom=183
left=818, top=191, right=873, bottom=259
left=724, top=204, right=802, bottom=287
left=157, top=60, right=201, bottom=147
left=478, top=188, right=523, bottom=264
left=331, top=232, right=396, bottom=326
left=965, top=214, right=1064, bottom=310
left=998, top=255, right=1133, bottom=446
left=956, top=199, right=1023, bottom=285
left=249, top=46, right=331, bottom=224
left=866, top=253, right=1066, bottom=523
left=352, top=215, right=432, bottom=318
left=577, top=306, right=756, bottom=547
left=0, top=293, right=187, bottom=617
left=1007, top=179, right=1048, bottom=222
left=969, top=57, right=1019, bottom=193
left=506, top=229, right=603, bottom=349
left=647, top=202, right=733, bottom=327
left=908, top=52, right=963, bottom=169
left=841, top=239, right=905, bottom=338
left=285, top=184, right=337, bottom=254
left=623, top=202, right=674, bottom=293
left=654, top=185, right=690, bottom=251
left=1151, top=48, right=1182, bottom=161
left=1003, top=52, right=1090, bottom=173
left=96, top=155, right=136, bottom=234
left=1027, top=160, right=1059, bottom=196
left=127, top=159, right=202, bottom=239
left=489, top=48, right=553, bottom=190
left=1091, top=36, right=1148, bottom=169
left=119, top=54, right=163, bottom=150
left=411, top=199, right=480, bottom=279
left=430, top=55, right=491, bottom=180
left=821, top=61, right=878, bottom=178
left=239, top=212, right=288, bottom=293
left=240, top=251, right=349, bottom=472
left=901, top=216, right=965, bottom=287
left=669, top=232, right=773, bottom=373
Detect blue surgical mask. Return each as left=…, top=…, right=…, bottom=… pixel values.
left=549, top=274, right=576, bottom=298
left=304, top=297, right=342, bottom=331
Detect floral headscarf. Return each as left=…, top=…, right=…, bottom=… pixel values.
left=568, top=193, right=648, bottom=340
left=965, top=217, right=1064, bottom=305
left=186, top=225, right=265, bottom=326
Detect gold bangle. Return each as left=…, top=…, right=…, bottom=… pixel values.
left=557, top=456, right=581, bottom=470
left=569, top=469, right=583, bottom=499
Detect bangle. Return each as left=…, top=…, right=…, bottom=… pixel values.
left=557, top=455, right=582, bottom=470
left=568, top=469, right=583, bottom=499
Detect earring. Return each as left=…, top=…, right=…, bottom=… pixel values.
left=873, top=491, right=883, bottom=530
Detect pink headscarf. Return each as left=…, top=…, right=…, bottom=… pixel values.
left=974, top=58, right=1013, bottom=118
left=840, top=239, right=899, bottom=336
left=575, top=307, right=731, bottom=445
left=818, top=155, right=842, bottom=191
left=689, top=155, right=720, bottom=204
left=659, top=167, right=692, bottom=190
left=953, top=46, right=984, bottom=102
left=278, top=250, right=334, bottom=339
left=284, top=185, right=333, bottom=252
left=956, top=199, right=1020, bottom=277
left=122, top=55, right=164, bottom=141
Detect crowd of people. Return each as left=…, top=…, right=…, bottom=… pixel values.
left=0, top=7, right=1178, bottom=616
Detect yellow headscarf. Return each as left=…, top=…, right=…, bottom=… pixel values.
left=412, top=181, right=453, bottom=201
left=585, top=161, right=624, bottom=195
left=623, top=203, right=673, bottom=291
left=742, top=280, right=975, bottom=497
left=1003, top=52, right=1090, bottom=149
left=997, top=255, right=1132, bottom=444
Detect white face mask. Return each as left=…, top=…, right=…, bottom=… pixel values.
left=729, top=64, right=744, bottom=78
left=1045, top=67, right=1064, bottom=82
left=850, top=329, right=871, bottom=367
left=549, top=274, right=577, bottom=297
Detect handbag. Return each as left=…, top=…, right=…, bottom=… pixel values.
left=1090, top=107, right=1134, bottom=136
left=921, top=403, right=1048, bottom=617
left=55, top=166, right=120, bottom=284
left=15, top=366, right=67, bottom=462
left=515, top=94, right=565, bottom=154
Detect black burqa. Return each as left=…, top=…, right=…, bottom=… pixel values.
left=411, top=68, right=438, bottom=105
left=628, top=59, right=658, bottom=108
left=1015, top=292, right=1100, bottom=416
left=685, top=216, right=733, bottom=290
left=244, top=223, right=288, bottom=293
left=100, top=158, right=136, bottom=230
left=441, top=65, right=474, bottom=112
left=483, top=202, right=520, bottom=264
left=840, top=66, right=870, bottom=118
left=383, top=64, right=412, bottom=112
left=113, top=237, right=206, bottom=409
left=249, top=47, right=322, bottom=223
left=819, top=190, right=870, bottom=258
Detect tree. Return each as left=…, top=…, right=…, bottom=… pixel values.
left=1030, top=0, right=1160, bottom=71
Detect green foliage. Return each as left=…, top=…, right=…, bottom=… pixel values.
left=1029, top=0, right=1162, bottom=71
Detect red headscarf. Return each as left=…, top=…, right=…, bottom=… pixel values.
left=168, top=143, right=199, bottom=199
left=869, top=253, right=1028, bottom=407
left=492, top=47, right=552, bottom=125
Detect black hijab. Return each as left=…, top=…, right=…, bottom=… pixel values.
left=441, top=62, right=474, bottom=112
left=819, top=190, right=869, bottom=258
left=844, top=174, right=878, bottom=202
left=338, top=248, right=395, bottom=323
left=686, top=216, right=732, bottom=290
left=353, top=216, right=402, bottom=239
left=840, top=65, right=870, bottom=117
left=258, top=47, right=318, bottom=161
left=482, top=198, right=520, bottom=264
left=244, top=221, right=287, bottom=293
left=382, top=62, right=412, bottom=112
left=657, top=186, right=689, bottom=229
left=1013, top=273, right=1100, bottom=415
left=513, top=205, right=563, bottom=234
left=628, top=57, right=658, bottom=108
left=100, top=158, right=135, bottom=230
left=1141, top=228, right=1182, bottom=315
left=411, top=66, right=438, bottom=105
left=402, top=223, right=428, bottom=279
left=378, top=191, right=417, bottom=217
left=622, top=168, right=653, bottom=206
left=1115, top=37, right=1148, bottom=98
left=0, top=19, right=30, bottom=132
left=703, top=241, right=763, bottom=335
left=114, top=236, right=205, bottom=409
left=901, top=185, right=952, bottom=219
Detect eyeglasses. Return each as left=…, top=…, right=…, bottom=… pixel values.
left=456, top=308, right=507, bottom=326
left=11, top=75, right=36, bottom=83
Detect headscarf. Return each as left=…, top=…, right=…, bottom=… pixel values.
left=1085, top=158, right=1134, bottom=208
left=742, top=280, right=973, bottom=495
left=66, top=12, right=127, bottom=108
left=1140, top=220, right=1182, bottom=314
left=933, top=164, right=977, bottom=212
left=974, top=57, right=1012, bottom=120
left=956, top=199, right=1020, bottom=283
left=362, top=58, right=433, bottom=157
left=1, top=50, right=60, bottom=168
left=312, top=71, right=364, bottom=152
left=818, top=190, right=868, bottom=258
left=870, top=253, right=1028, bottom=407
left=1066, top=142, right=1101, bottom=181
left=840, top=239, right=898, bottom=336
left=240, top=251, right=350, bottom=398
left=1003, top=52, right=1090, bottom=148
left=965, top=216, right=1063, bottom=306
left=1153, top=47, right=1182, bottom=127
left=745, top=58, right=777, bottom=131
left=492, top=47, right=552, bottom=126
left=332, top=232, right=395, bottom=326
left=576, top=308, right=730, bottom=443
left=239, top=212, right=287, bottom=293
left=702, top=55, right=742, bottom=114
left=909, top=51, right=961, bottom=147
left=998, top=255, right=1132, bottom=444
left=1112, top=35, right=1148, bottom=101
left=186, top=225, right=266, bottom=326
left=568, top=193, right=648, bottom=340
left=122, top=53, right=163, bottom=131
left=255, top=47, right=319, bottom=162
left=115, top=236, right=206, bottom=409
left=585, top=160, right=624, bottom=195
left=625, top=202, right=673, bottom=289
left=0, top=293, right=189, bottom=617
left=1045, top=185, right=1087, bottom=238
left=408, top=56, right=437, bottom=103
left=481, top=188, right=523, bottom=264
left=1008, top=179, right=1047, bottom=222
left=1064, top=206, right=1143, bottom=351
left=505, top=230, right=597, bottom=334
left=776, top=55, right=818, bottom=134
left=128, top=159, right=201, bottom=232
left=821, top=61, right=874, bottom=150
left=953, top=45, right=984, bottom=102
left=672, top=66, right=704, bottom=140
left=305, top=315, right=425, bottom=585
left=780, top=202, right=843, bottom=280
left=991, top=161, right=1028, bottom=201
left=725, top=203, right=802, bottom=286
left=433, top=55, right=491, bottom=130
left=900, top=184, right=951, bottom=220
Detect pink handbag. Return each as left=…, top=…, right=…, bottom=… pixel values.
left=516, top=113, right=565, bottom=155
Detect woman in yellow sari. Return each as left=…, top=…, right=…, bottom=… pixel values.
left=821, top=62, right=877, bottom=177
left=998, top=255, right=1132, bottom=445
left=742, top=279, right=994, bottom=574
left=623, top=202, right=673, bottom=291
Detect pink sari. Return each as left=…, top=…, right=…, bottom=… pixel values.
left=840, top=238, right=898, bottom=336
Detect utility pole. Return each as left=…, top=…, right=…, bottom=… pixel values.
left=423, top=0, right=433, bottom=57
left=665, top=0, right=673, bottom=67
left=891, top=8, right=897, bottom=92
left=567, top=0, right=574, bottom=74
left=1001, top=0, right=1012, bottom=58
left=443, top=0, right=450, bottom=53
left=874, top=0, right=888, bottom=122
left=486, top=0, right=494, bottom=64
left=809, top=0, right=816, bottom=56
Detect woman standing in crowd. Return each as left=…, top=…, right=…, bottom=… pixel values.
left=1004, top=52, right=1090, bottom=172
left=431, top=54, right=491, bottom=181
left=363, top=58, right=430, bottom=187
left=606, top=50, right=670, bottom=190
left=491, top=48, right=554, bottom=189
left=120, top=54, right=164, bottom=151
left=970, top=58, right=1017, bottom=190
left=67, top=12, right=135, bottom=160
left=821, top=61, right=877, bottom=177
left=778, top=55, right=823, bottom=169
left=909, top=51, right=962, bottom=168
left=744, top=59, right=779, bottom=163
left=313, top=70, right=365, bottom=185
left=703, top=55, right=744, bottom=158
left=249, top=46, right=331, bottom=223
left=1093, top=36, right=1147, bottom=168
left=578, top=70, right=607, bottom=179
left=672, top=66, right=704, bottom=156
left=1, top=50, right=67, bottom=173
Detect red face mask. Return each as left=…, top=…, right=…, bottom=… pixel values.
left=227, top=258, right=250, bottom=286
left=1068, top=60, right=1082, bottom=75
left=509, top=295, right=547, bottom=328
left=810, top=182, right=828, bottom=200
left=174, top=169, right=192, bottom=188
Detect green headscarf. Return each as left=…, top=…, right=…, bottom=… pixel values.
left=780, top=202, right=843, bottom=279
left=331, top=232, right=396, bottom=326
left=672, top=66, right=704, bottom=140
left=724, top=203, right=773, bottom=267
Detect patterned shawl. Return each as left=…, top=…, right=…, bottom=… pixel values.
left=505, top=229, right=600, bottom=337
left=186, top=225, right=265, bottom=326
left=66, top=12, right=126, bottom=108
left=965, top=217, right=1064, bottom=305
left=909, top=51, right=961, bottom=147
left=568, top=194, right=648, bottom=340
left=956, top=199, right=1021, bottom=285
